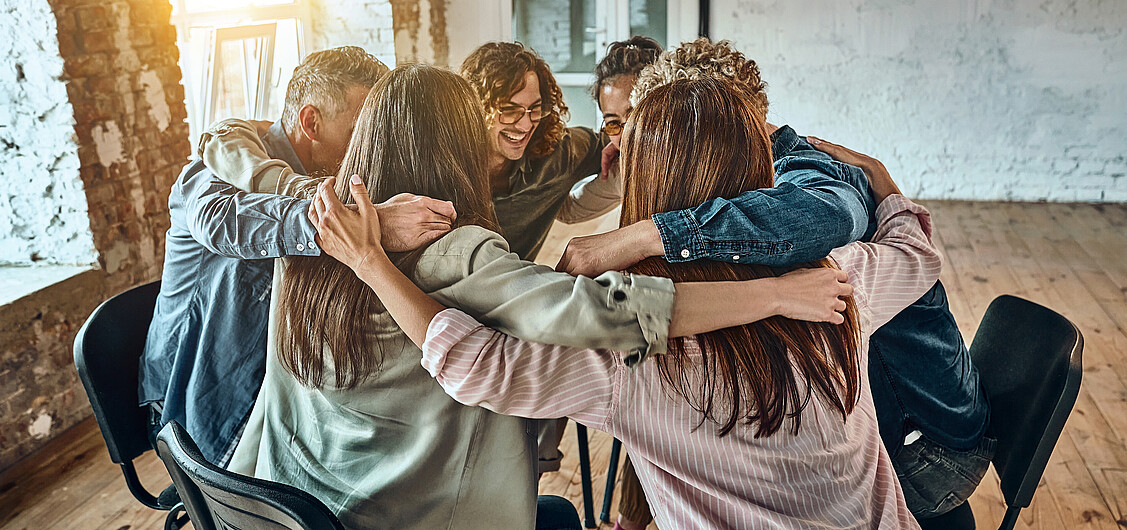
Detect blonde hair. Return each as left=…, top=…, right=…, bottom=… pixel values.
left=631, top=38, right=768, bottom=115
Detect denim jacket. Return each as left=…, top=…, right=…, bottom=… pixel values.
left=653, top=125, right=988, bottom=455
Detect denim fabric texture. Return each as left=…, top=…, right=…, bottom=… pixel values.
left=652, top=126, right=876, bottom=266
left=138, top=123, right=319, bottom=464
left=653, top=124, right=989, bottom=456
left=897, top=435, right=997, bottom=518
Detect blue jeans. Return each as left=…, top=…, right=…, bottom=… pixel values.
left=895, top=434, right=997, bottom=519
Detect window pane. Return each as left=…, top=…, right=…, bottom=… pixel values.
left=560, top=85, right=598, bottom=129
left=266, top=18, right=302, bottom=119
left=513, top=0, right=596, bottom=74
left=629, top=0, right=668, bottom=49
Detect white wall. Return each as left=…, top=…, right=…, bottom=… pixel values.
left=307, top=0, right=396, bottom=67
left=711, top=0, right=1127, bottom=202
left=0, top=0, right=96, bottom=265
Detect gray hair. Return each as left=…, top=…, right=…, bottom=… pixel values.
left=280, top=46, right=390, bottom=133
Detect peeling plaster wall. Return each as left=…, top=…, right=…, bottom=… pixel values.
left=0, top=0, right=189, bottom=471
left=712, top=0, right=1127, bottom=202
left=0, top=0, right=95, bottom=265
left=307, top=0, right=396, bottom=67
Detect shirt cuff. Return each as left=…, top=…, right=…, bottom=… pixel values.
left=592, top=271, right=675, bottom=366
left=421, top=308, right=481, bottom=378
left=278, top=198, right=321, bottom=256
left=652, top=210, right=706, bottom=263
left=875, top=194, right=932, bottom=238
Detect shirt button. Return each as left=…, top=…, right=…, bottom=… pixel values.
left=733, top=255, right=740, bottom=261
left=296, top=244, right=305, bottom=251
left=308, top=241, right=317, bottom=249
left=260, top=250, right=268, bottom=256
left=680, top=249, right=690, bottom=258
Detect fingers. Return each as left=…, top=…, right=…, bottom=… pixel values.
left=421, top=197, right=457, bottom=221
left=347, top=174, right=374, bottom=213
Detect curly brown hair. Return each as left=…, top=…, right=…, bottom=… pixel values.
left=589, top=36, right=663, bottom=104
left=631, top=38, right=768, bottom=115
left=460, top=41, right=568, bottom=158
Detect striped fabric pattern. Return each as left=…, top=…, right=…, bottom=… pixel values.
left=422, top=195, right=939, bottom=529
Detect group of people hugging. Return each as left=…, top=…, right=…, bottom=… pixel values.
left=138, top=35, right=994, bottom=529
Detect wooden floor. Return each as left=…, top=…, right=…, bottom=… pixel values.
left=2, top=200, right=1126, bottom=529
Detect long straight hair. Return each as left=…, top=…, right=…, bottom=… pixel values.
left=277, top=64, right=499, bottom=390
left=620, top=78, right=862, bottom=437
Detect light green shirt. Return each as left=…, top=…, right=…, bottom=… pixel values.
left=229, top=226, right=674, bottom=529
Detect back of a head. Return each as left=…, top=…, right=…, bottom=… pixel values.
left=337, top=63, right=497, bottom=231
left=278, top=64, right=497, bottom=391
left=460, top=41, right=567, bottom=157
left=620, top=77, right=860, bottom=439
left=620, top=77, right=773, bottom=225
left=279, top=46, right=390, bottom=133
left=590, top=36, right=663, bottom=100
left=631, top=38, right=768, bottom=115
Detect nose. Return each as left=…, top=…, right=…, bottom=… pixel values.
left=515, top=111, right=536, bottom=131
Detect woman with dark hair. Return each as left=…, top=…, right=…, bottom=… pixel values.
left=231, top=64, right=854, bottom=529
left=310, top=76, right=936, bottom=528
left=591, top=36, right=662, bottom=149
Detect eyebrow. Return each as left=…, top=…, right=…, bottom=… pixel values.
left=503, top=99, right=542, bottom=107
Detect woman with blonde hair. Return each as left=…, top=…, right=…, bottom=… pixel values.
left=233, top=64, right=854, bottom=529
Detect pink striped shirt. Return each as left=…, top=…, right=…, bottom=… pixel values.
left=421, top=195, right=938, bottom=529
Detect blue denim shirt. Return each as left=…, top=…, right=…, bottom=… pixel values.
left=139, top=125, right=319, bottom=464
left=653, top=126, right=988, bottom=456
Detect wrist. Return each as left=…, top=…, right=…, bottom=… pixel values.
left=632, top=219, right=663, bottom=259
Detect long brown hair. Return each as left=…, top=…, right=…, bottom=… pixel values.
left=460, top=42, right=567, bottom=158
left=277, top=64, right=499, bottom=390
left=620, top=78, right=862, bottom=437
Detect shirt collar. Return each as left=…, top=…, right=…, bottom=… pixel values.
left=262, top=121, right=308, bottom=175
left=769, top=124, right=801, bottom=161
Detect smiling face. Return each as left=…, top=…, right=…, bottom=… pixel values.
left=598, top=74, right=636, bottom=149
left=486, top=70, right=542, bottom=170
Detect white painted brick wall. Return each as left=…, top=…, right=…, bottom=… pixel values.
left=712, top=0, right=1127, bottom=202
left=0, top=0, right=96, bottom=265
left=307, top=0, right=396, bottom=68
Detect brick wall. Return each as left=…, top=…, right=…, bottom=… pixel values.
left=308, top=0, right=397, bottom=67
left=0, top=0, right=189, bottom=471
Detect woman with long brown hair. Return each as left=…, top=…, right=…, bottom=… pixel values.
left=310, top=75, right=938, bottom=528
left=231, top=64, right=855, bottom=529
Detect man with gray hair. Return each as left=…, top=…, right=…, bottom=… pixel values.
left=139, top=46, right=454, bottom=466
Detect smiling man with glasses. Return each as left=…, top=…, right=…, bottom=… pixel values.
left=461, top=42, right=622, bottom=262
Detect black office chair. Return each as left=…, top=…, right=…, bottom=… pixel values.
left=73, top=280, right=187, bottom=529
left=921, top=295, right=1083, bottom=530
left=155, top=421, right=345, bottom=530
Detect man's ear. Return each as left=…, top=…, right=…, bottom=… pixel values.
left=297, top=104, right=320, bottom=142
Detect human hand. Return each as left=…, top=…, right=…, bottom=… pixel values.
left=555, top=220, right=664, bottom=276
left=308, top=175, right=386, bottom=270
left=599, top=142, right=620, bottom=180
left=806, top=136, right=902, bottom=203
left=375, top=193, right=456, bottom=252
left=770, top=267, right=853, bottom=324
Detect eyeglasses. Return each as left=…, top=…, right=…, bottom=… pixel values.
left=601, top=119, right=625, bottom=136
left=496, top=103, right=545, bottom=125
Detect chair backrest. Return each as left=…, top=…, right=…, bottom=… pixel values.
left=73, top=280, right=162, bottom=465
left=969, top=295, right=1083, bottom=509
left=155, top=421, right=344, bottom=530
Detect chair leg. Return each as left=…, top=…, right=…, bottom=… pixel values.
left=999, top=506, right=1021, bottom=530
left=599, top=438, right=622, bottom=523
left=575, top=424, right=596, bottom=528
left=164, top=503, right=188, bottom=530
